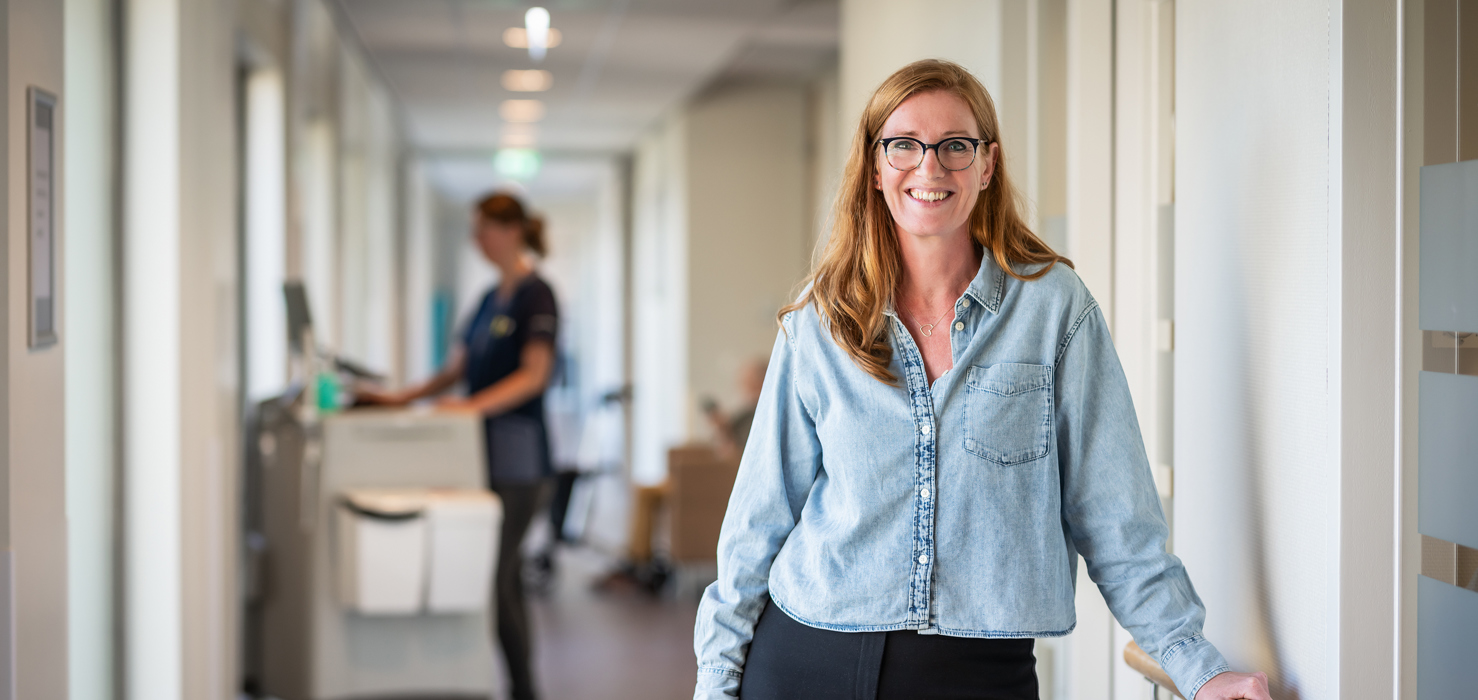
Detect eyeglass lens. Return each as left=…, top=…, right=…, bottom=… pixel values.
left=884, top=138, right=977, bottom=171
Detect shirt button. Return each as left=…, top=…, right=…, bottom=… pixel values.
left=921, top=488, right=931, bottom=499
left=961, top=299, right=971, bottom=309
left=920, top=424, right=932, bottom=435
left=954, top=322, right=965, bottom=331
left=918, top=554, right=929, bottom=565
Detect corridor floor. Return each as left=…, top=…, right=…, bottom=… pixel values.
left=525, top=548, right=701, bottom=700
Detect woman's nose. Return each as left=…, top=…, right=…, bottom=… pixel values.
left=916, top=147, right=948, bottom=177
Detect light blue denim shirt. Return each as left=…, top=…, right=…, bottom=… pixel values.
left=693, top=257, right=1230, bottom=699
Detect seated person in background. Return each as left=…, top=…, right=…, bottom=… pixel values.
left=703, top=358, right=766, bottom=461
left=597, top=358, right=767, bottom=594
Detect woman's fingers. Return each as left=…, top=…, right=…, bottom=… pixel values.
left=1240, top=671, right=1272, bottom=699
left=1247, top=673, right=1271, bottom=700
left=1196, top=671, right=1272, bottom=700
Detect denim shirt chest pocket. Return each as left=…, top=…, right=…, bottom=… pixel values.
left=962, top=362, right=1054, bottom=465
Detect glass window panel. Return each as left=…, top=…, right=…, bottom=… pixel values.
left=1419, top=371, right=1478, bottom=550
left=1418, top=576, right=1478, bottom=697
left=1420, top=161, right=1478, bottom=332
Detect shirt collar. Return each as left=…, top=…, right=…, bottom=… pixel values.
left=966, top=253, right=1005, bottom=314
left=882, top=252, right=1004, bottom=318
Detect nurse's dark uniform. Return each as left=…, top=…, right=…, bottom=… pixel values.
left=462, top=273, right=558, bottom=700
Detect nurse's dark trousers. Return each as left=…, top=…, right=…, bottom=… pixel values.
left=739, top=599, right=1039, bottom=700
left=491, top=483, right=542, bottom=700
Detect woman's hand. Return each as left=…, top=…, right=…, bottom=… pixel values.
left=434, top=395, right=484, bottom=415
left=354, top=385, right=410, bottom=407
left=1195, top=671, right=1272, bottom=700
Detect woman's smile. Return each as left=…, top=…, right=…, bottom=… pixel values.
left=906, top=187, right=954, bottom=203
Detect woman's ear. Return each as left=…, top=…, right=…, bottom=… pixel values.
left=983, top=142, right=1000, bottom=189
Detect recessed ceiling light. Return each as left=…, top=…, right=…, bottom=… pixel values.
left=500, top=99, right=546, bottom=123
left=503, top=27, right=563, bottom=49
left=502, top=70, right=553, bottom=92
left=525, top=7, right=551, bottom=61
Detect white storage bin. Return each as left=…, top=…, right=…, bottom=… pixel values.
left=337, top=487, right=502, bottom=616
left=425, top=490, right=502, bottom=613
left=337, top=489, right=429, bottom=615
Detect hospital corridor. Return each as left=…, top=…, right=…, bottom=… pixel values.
left=0, top=0, right=1471, bottom=699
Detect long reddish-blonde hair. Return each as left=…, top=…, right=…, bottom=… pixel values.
left=782, top=59, right=1070, bottom=384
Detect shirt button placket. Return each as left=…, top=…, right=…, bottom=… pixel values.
left=915, top=380, right=937, bottom=625
left=898, top=315, right=937, bottom=628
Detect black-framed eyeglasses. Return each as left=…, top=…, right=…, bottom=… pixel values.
left=875, top=136, right=988, bottom=171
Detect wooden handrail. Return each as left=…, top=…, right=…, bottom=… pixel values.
left=1123, top=641, right=1185, bottom=698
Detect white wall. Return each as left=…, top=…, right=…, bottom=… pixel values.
left=1064, top=0, right=1114, bottom=315
left=1175, top=0, right=1360, bottom=696
left=684, top=83, right=812, bottom=435
left=293, top=0, right=342, bottom=349
left=1333, top=0, right=1401, bottom=693
left=839, top=0, right=1004, bottom=143
left=1178, top=3, right=1406, bottom=693
left=335, top=44, right=402, bottom=380
left=630, top=115, right=688, bottom=486
left=4, top=0, right=69, bottom=697
left=628, top=81, right=818, bottom=489
left=244, top=68, right=288, bottom=401
left=124, top=1, right=186, bottom=695
left=807, top=65, right=841, bottom=249
left=1107, top=3, right=1178, bottom=698
left=63, top=0, right=115, bottom=696
left=403, top=159, right=435, bottom=382
left=124, top=0, right=240, bottom=698
left=300, top=118, right=338, bottom=345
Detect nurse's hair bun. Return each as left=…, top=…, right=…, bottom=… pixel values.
left=523, top=216, right=547, bottom=257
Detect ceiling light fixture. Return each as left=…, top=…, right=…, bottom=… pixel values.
left=525, top=7, right=551, bottom=62
left=502, top=69, right=553, bottom=92
left=500, top=99, right=546, bottom=123
left=502, top=27, right=562, bottom=49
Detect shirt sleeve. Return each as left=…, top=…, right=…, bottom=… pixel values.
left=520, top=280, right=559, bottom=346
left=693, top=316, right=822, bottom=699
left=1054, top=302, right=1230, bottom=700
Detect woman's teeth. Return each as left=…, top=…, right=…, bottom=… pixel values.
left=908, top=189, right=951, bottom=202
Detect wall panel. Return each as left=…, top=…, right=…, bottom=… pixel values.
left=1175, top=0, right=1336, bottom=696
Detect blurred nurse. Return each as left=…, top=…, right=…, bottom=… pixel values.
left=360, top=192, right=557, bottom=700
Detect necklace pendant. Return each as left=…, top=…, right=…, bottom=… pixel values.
left=920, top=323, right=934, bottom=337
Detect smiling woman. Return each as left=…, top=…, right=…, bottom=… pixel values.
left=693, top=59, right=1273, bottom=700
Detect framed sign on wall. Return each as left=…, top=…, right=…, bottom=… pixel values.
left=29, top=87, right=56, bottom=348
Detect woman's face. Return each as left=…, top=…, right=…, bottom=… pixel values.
left=874, top=90, right=997, bottom=243
left=473, top=215, right=522, bottom=265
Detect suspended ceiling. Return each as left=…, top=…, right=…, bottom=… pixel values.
left=337, top=0, right=839, bottom=158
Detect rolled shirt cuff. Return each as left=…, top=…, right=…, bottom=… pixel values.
left=1158, top=634, right=1231, bottom=700
left=694, top=666, right=742, bottom=700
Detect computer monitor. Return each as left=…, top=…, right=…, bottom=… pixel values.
left=284, top=281, right=313, bottom=354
